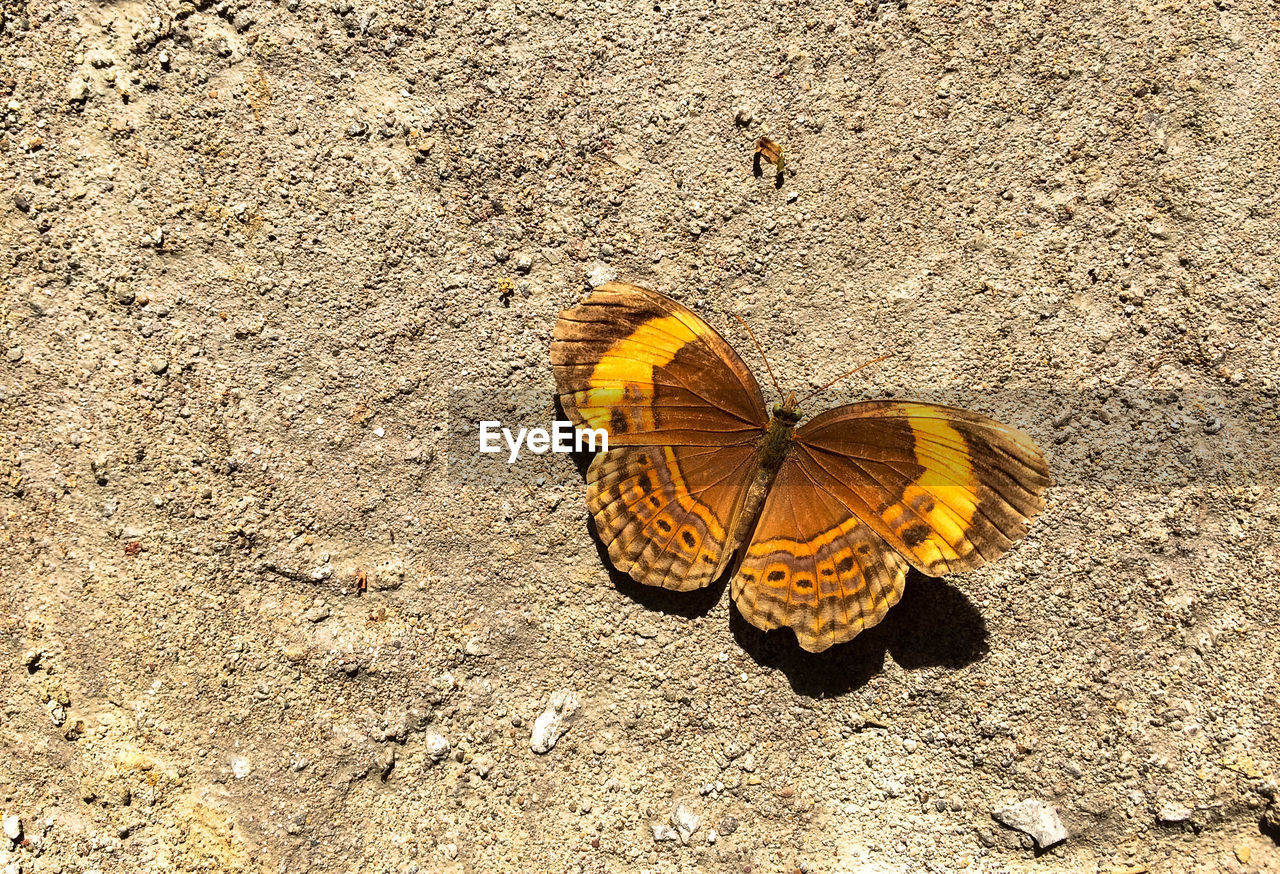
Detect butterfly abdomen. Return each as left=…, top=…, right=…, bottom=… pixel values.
left=723, top=412, right=800, bottom=569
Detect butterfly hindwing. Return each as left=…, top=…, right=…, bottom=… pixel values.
left=588, top=443, right=758, bottom=590
left=732, top=453, right=911, bottom=652
left=793, top=401, right=1050, bottom=577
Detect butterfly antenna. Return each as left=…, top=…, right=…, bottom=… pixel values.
left=798, top=354, right=891, bottom=405
left=731, top=312, right=785, bottom=399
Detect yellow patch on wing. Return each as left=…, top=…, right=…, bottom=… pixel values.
left=575, top=315, right=699, bottom=434
left=881, top=402, right=980, bottom=569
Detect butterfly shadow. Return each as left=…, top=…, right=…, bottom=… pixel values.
left=729, top=571, right=990, bottom=697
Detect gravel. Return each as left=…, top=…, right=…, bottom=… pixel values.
left=671, top=804, right=702, bottom=844
left=651, top=823, right=678, bottom=843
left=1, top=0, right=1276, bottom=869
left=585, top=263, right=617, bottom=289
left=1157, top=801, right=1193, bottom=824
left=425, top=734, right=450, bottom=765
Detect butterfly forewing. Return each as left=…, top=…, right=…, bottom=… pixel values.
left=551, top=282, right=768, bottom=445
left=793, top=401, right=1050, bottom=577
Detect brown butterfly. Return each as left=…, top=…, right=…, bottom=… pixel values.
left=551, top=282, right=1050, bottom=652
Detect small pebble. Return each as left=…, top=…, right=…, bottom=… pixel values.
left=425, top=733, right=450, bottom=763
left=652, top=823, right=678, bottom=842
left=531, top=689, right=580, bottom=754
left=993, top=799, right=1068, bottom=849
left=1157, top=801, right=1192, bottom=824
left=148, top=356, right=168, bottom=375
left=672, top=803, right=701, bottom=843
left=585, top=263, right=616, bottom=289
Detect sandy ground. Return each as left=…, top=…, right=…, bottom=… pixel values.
left=3, top=0, right=1280, bottom=870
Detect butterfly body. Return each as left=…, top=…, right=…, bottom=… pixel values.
left=759, top=400, right=802, bottom=470
left=552, top=282, right=1050, bottom=652
left=724, top=400, right=803, bottom=555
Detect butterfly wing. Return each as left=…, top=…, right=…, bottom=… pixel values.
left=732, top=452, right=911, bottom=652
left=732, top=400, right=1049, bottom=651
left=551, top=283, right=768, bottom=589
left=792, top=401, right=1050, bottom=576
left=587, top=443, right=760, bottom=591
left=552, top=282, right=768, bottom=444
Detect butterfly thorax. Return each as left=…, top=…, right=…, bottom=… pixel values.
left=759, top=401, right=801, bottom=473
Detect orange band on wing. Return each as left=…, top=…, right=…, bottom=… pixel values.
left=660, top=446, right=727, bottom=542
left=746, top=516, right=862, bottom=557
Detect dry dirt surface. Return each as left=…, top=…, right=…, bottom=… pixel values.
left=3, top=0, right=1280, bottom=870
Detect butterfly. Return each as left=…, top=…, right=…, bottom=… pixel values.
left=550, top=282, right=1050, bottom=652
